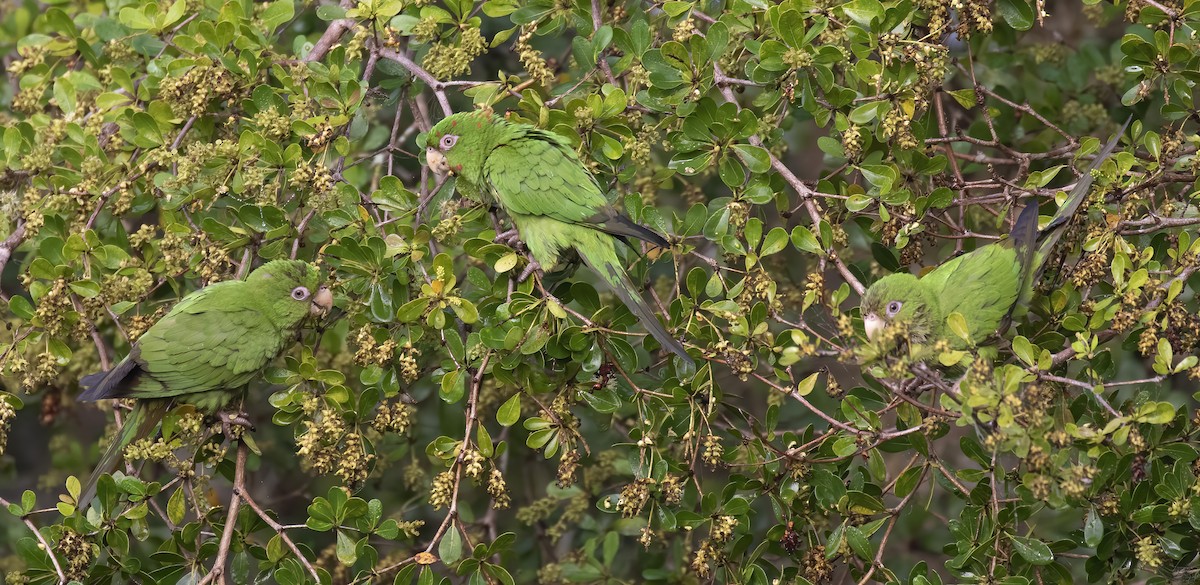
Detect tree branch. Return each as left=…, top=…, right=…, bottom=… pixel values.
left=235, top=486, right=321, bottom=583
left=197, top=441, right=248, bottom=585
left=0, top=496, right=67, bottom=585
left=0, top=220, right=27, bottom=279
left=377, top=48, right=452, bottom=116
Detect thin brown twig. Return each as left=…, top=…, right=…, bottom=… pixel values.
left=71, top=295, right=111, bottom=371
left=589, top=0, right=618, bottom=85
left=235, top=486, right=321, bottom=583
left=748, top=371, right=858, bottom=433
left=397, top=350, right=493, bottom=570
left=377, top=48, right=452, bottom=116
left=304, top=19, right=357, bottom=64
left=0, top=496, right=67, bottom=584
left=1034, top=372, right=1120, bottom=418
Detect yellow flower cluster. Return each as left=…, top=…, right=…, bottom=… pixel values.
left=660, top=474, right=684, bottom=505
left=690, top=539, right=718, bottom=577
left=617, top=477, right=655, bottom=517
left=556, top=448, right=580, bottom=488
left=160, top=64, right=236, bottom=118
left=251, top=106, right=292, bottom=141
left=422, top=26, right=488, bottom=81
left=515, top=25, right=554, bottom=87
left=0, top=399, right=14, bottom=456
left=55, top=528, right=93, bottom=582
left=701, top=434, right=725, bottom=468
left=353, top=326, right=397, bottom=367
left=429, top=470, right=455, bottom=509
left=371, top=399, right=414, bottom=435
left=296, top=406, right=375, bottom=485
left=487, top=468, right=510, bottom=509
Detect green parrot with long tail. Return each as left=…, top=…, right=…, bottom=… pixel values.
left=423, top=110, right=693, bottom=366
left=76, top=260, right=333, bottom=509
left=860, top=121, right=1128, bottom=351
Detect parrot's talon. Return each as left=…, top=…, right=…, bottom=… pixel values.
left=494, top=229, right=521, bottom=246
left=217, top=411, right=256, bottom=438
left=518, top=259, right=543, bottom=283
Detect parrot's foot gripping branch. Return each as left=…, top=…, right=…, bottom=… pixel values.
left=494, top=229, right=521, bottom=246
left=518, top=259, right=543, bottom=283
left=212, top=411, right=256, bottom=438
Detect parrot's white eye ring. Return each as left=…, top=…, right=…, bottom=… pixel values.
left=440, top=135, right=458, bottom=150
left=291, top=286, right=311, bottom=301
left=886, top=301, right=902, bottom=317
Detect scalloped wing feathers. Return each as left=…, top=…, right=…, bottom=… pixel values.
left=132, top=282, right=284, bottom=398
left=485, top=138, right=609, bottom=225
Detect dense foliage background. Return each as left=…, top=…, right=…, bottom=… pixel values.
left=3, top=0, right=1200, bottom=582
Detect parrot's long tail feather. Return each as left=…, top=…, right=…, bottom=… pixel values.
left=1037, top=117, right=1130, bottom=257
left=577, top=240, right=694, bottom=366
left=78, top=400, right=166, bottom=511
left=597, top=214, right=672, bottom=248
left=1011, top=200, right=1040, bottom=285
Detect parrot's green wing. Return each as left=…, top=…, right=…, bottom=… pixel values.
left=130, top=282, right=286, bottom=399
left=485, top=130, right=606, bottom=222
left=484, top=131, right=670, bottom=246
left=921, top=244, right=1023, bottom=345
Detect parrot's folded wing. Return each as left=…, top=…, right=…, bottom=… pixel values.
left=134, top=286, right=283, bottom=398
left=484, top=138, right=671, bottom=247
left=923, top=244, right=1023, bottom=344
left=484, top=139, right=610, bottom=224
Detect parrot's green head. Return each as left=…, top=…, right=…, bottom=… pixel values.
left=860, top=273, right=940, bottom=344
left=245, top=260, right=333, bottom=324
left=425, top=110, right=501, bottom=187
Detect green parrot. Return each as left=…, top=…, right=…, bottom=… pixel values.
left=76, top=259, right=333, bottom=509
left=860, top=123, right=1127, bottom=351
left=424, top=110, right=694, bottom=366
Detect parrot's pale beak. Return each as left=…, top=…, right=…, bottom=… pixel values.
left=426, top=148, right=451, bottom=175
left=863, top=313, right=884, bottom=341
left=311, top=286, right=333, bottom=316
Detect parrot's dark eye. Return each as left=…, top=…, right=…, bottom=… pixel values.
left=440, top=134, right=458, bottom=150
left=291, top=286, right=310, bottom=301
left=886, top=301, right=902, bottom=317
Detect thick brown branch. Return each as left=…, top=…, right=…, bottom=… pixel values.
left=377, top=48, right=452, bottom=116
left=0, top=220, right=27, bottom=278
left=197, top=441, right=248, bottom=585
